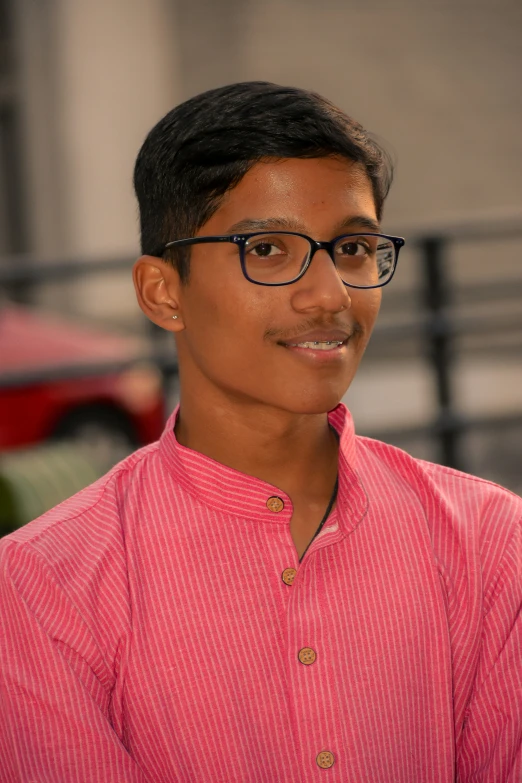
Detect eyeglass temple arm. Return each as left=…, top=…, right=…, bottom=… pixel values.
left=154, top=235, right=236, bottom=257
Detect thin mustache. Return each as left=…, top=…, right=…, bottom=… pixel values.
left=264, top=319, right=363, bottom=343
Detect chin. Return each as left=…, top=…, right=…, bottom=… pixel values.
left=277, top=387, right=348, bottom=416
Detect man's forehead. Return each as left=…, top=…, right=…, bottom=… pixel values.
left=203, top=157, right=378, bottom=234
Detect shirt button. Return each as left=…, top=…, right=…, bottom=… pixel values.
left=281, top=567, right=297, bottom=586
left=316, top=751, right=335, bottom=769
left=298, top=647, right=317, bottom=665
left=266, top=496, right=284, bottom=513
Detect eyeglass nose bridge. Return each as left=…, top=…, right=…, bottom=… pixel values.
left=308, top=239, right=337, bottom=262
left=303, top=239, right=340, bottom=275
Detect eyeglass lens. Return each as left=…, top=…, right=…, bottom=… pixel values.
left=242, top=233, right=395, bottom=287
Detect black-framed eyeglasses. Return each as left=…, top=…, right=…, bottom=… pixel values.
left=155, top=231, right=405, bottom=289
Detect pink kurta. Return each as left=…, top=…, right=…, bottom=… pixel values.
left=1, top=404, right=521, bottom=782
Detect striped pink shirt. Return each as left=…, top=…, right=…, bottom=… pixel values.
left=0, top=404, right=521, bottom=782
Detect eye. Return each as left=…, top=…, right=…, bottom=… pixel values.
left=336, top=239, right=372, bottom=257
left=246, top=241, right=285, bottom=258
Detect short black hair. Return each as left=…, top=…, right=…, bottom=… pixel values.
left=134, top=81, right=393, bottom=282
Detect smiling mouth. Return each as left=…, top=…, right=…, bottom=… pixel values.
left=284, top=339, right=346, bottom=351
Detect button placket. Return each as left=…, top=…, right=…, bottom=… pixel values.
left=278, top=488, right=338, bottom=777
left=286, top=565, right=341, bottom=778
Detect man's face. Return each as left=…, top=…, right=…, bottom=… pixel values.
left=174, top=156, right=382, bottom=415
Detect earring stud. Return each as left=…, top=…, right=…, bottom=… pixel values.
left=172, top=314, right=178, bottom=320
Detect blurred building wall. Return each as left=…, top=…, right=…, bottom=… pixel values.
left=13, top=0, right=181, bottom=258
left=241, top=0, right=522, bottom=227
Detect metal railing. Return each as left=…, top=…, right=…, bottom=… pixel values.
left=399, top=210, right=522, bottom=469
left=2, top=209, right=522, bottom=476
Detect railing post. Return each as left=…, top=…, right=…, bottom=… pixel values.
left=420, top=236, right=464, bottom=470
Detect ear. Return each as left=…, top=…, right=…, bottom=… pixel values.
left=132, top=255, right=185, bottom=332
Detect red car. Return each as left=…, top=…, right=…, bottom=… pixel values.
left=0, top=304, right=166, bottom=458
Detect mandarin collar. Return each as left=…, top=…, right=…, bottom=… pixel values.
left=158, top=403, right=368, bottom=531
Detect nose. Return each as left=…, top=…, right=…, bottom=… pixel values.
left=290, top=247, right=351, bottom=315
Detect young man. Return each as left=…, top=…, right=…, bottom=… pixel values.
left=0, top=82, right=520, bottom=782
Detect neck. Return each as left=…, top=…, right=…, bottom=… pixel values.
left=175, top=385, right=339, bottom=502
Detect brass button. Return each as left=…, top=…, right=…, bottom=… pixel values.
left=316, top=751, right=335, bottom=769
left=266, top=496, right=284, bottom=513
left=281, top=567, right=297, bottom=586
left=298, top=647, right=317, bottom=665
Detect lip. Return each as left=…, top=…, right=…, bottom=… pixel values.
left=281, top=343, right=348, bottom=364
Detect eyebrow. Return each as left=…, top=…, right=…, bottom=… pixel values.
left=226, top=215, right=381, bottom=235
left=337, top=215, right=381, bottom=233
left=226, top=217, right=304, bottom=233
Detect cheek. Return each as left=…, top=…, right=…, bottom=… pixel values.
left=181, top=273, right=270, bottom=365
left=184, top=263, right=240, bottom=330
left=351, top=290, right=381, bottom=332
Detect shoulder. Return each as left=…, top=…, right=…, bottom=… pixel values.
left=0, top=440, right=161, bottom=593
left=356, top=433, right=521, bottom=514
left=355, top=435, right=521, bottom=582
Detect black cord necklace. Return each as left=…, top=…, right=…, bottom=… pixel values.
left=298, top=476, right=339, bottom=563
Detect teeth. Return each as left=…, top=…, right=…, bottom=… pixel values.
left=290, top=340, right=343, bottom=350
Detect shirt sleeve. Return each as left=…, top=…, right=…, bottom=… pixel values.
left=0, top=540, right=150, bottom=783
left=456, top=517, right=522, bottom=782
